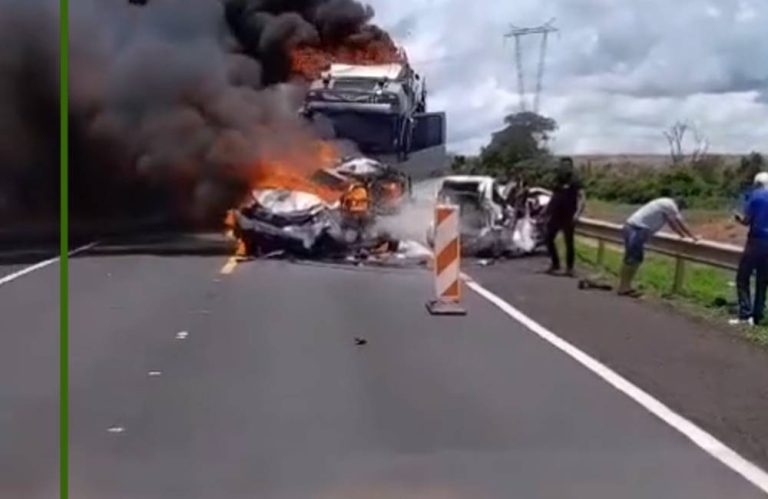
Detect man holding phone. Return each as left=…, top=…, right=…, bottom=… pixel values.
left=732, top=172, right=768, bottom=325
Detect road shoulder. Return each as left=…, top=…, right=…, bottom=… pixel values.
left=468, top=257, right=768, bottom=471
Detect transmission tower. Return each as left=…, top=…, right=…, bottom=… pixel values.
left=504, top=19, right=558, bottom=114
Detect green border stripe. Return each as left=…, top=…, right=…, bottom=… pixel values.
left=60, top=0, right=69, bottom=496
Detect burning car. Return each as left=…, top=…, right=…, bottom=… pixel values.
left=227, top=167, right=397, bottom=258
left=330, top=156, right=411, bottom=215
left=426, top=176, right=551, bottom=258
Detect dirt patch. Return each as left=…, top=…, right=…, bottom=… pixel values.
left=694, top=219, right=746, bottom=245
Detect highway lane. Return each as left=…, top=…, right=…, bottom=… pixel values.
left=68, top=248, right=767, bottom=498
left=468, top=256, right=768, bottom=472
left=0, top=253, right=61, bottom=499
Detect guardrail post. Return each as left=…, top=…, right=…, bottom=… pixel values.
left=673, top=256, right=686, bottom=294
left=596, top=239, right=606, bottom=266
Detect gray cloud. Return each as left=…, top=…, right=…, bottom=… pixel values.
left=369, top=0, right=768, bottom=154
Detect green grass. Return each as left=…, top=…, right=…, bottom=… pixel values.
left=565, top=238, right=768, bottom=347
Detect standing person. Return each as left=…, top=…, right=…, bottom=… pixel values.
left=617, top=197, right=699, bottom=297
left=732, top=172, right=768, bottom=325
left=544, top=157, right=586, bottom=277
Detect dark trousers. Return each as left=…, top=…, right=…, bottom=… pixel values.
left=736, top=238, right=768, bottom=323
left=545, top=219, right=575, bottom=271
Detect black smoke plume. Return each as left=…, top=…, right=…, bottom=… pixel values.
left=0, top=0, right=394, bottom=226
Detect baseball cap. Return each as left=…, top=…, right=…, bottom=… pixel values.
left=754, top=172, right=768, bottom=187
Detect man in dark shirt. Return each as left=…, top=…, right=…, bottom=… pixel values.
left=544, top=157, right=585, bottom=276
left=733, top=172, right=768, bottom=325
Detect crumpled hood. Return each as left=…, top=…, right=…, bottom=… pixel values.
left=251, top=189, right=329, bottom=214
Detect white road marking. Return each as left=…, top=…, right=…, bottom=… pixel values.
left=175, top=331, right=189, bottom=340
left=107, top=426, right=126, bottom=434
left=0, top=242, right=98, bottom=287
left=147, top=371, right=163, bottom=377
left=463, top=275, right=768, bottom=495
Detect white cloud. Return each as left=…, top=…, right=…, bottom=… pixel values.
left=368, top=0, right=768, bottom=155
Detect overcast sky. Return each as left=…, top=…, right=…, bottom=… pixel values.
left=367, top=0, right=768, bottom=155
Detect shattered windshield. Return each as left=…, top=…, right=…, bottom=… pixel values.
left=332, top=78, right=380, bottom=91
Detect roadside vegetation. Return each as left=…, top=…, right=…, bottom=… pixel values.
left=452, top=113, right=765, bottom=209
left=568, top=238, right=768, bottom=346
left=451, top=112, right=765, bottom=244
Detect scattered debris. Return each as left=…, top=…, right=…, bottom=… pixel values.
left=175, top=331, right=189, bottom=340
left=578, top=278, right=614, bottom=291
left=148, top=371, right=163, bottom=377
left=107, top=426, right=126, bottom=434
left=354, top=337, right=368, bottom=346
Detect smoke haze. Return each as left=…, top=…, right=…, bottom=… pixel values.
left=0, top=0, right=394, bottom=225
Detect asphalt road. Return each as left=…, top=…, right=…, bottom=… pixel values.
left=56, top=246, right=766, bottom=498
left=0, top=254, right=60, bottom=499
left=469, top=256, right=768, bottom=472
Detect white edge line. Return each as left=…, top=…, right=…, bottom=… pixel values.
left=462, top=273, right=768, bottom=495
left=0, top=242, right=99, bottom=287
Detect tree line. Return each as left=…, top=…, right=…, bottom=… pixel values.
left=451, top=112, right=765, bottom=208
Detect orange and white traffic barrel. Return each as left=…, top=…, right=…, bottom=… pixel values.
left=426, top=204, right=467, bottom=315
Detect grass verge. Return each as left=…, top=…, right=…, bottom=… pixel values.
left=569, top=237, right=768, bottom=347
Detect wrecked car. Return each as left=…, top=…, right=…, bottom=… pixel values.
left=330, top=156, right=411, bottom=215
left=426, top=175, right=551, bottom=258
left=227, top=168, right=399, bottom=258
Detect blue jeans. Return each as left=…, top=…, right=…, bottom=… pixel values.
left=622, top=225, right=650, bottom=265
left=736, top=238, right=768, bottom=323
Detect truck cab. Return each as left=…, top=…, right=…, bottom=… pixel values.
left=302, top=62, right=446, bottom=163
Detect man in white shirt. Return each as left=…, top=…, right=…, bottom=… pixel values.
left=618, top=197, right=699, bottom=297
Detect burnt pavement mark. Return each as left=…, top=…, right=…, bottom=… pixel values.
left=468, top=256, right=768, bottom=471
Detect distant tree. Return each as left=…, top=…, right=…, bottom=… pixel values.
left=450, top=155, right=468, bottom=172
left=737, top=152, right=765, bottom=190
left=663, top=120, right=709, bottom=164
left=477, top=112, right=558, bottom=178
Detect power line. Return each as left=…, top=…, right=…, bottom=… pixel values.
left=504, top=18, right=558, bottom=114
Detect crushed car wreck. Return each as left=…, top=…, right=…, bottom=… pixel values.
left=426, top=175, right=552, bottom=258
left=227, top=162, right=401, bottom=260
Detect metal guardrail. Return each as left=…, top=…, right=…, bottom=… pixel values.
left=575, top=217, right=743, bottom=293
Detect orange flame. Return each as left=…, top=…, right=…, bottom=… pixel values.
left=291, top=42, right=406, bottom=81
left=244, top=141, right=346, bottom=204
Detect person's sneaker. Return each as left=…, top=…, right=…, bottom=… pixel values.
left=563, top=269, right=576, bottom=278
left=544, top=267, right=560, bottom=275
left=617, top=289, right=644, bottom=298
left=728, top=318, right=754, bottom=326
